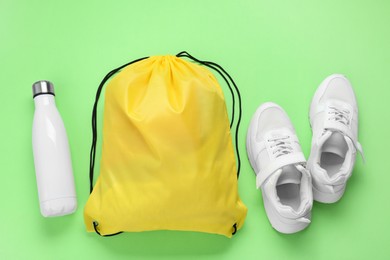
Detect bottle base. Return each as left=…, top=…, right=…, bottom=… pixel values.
left=40, top=197, right=77, bottom=217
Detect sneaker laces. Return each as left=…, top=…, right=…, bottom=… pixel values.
left=269, top=136, right=293, bottom=158
left=328, top=106, right=350, bottom=126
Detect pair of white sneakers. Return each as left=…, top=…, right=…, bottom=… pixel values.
left=246, top=74, right=364, bottom=234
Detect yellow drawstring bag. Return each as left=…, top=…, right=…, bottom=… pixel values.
left=84, top=52, right=247, bottom=237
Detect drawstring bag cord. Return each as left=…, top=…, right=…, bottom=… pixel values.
left=89, top=52, right=240, bottom=236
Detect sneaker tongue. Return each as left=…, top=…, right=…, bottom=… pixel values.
left=277, top=165, right=301, bottom=186
left=322, top=131, right=348, bottom=158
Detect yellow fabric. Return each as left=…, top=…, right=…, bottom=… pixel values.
left=84, top=55, right=247, bottom=237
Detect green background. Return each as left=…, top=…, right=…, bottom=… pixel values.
left=1, top=0, right=389, bottom=259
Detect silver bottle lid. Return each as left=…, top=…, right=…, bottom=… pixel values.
left=32, top=80, right=55, bottom=98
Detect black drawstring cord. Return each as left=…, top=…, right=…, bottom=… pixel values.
left=176, top=51, right=242, bottom=178
left=93, top=221, right=123, bottom=237
left=232, top=223, right=237, bottom=235
left=90, top=56, right=149, bottom=194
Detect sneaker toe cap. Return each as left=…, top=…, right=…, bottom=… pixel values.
left=319, top=75, right=357, bottom=105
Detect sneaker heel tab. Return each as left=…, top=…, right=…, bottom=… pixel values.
left=297, top=217, right=311, bottom=224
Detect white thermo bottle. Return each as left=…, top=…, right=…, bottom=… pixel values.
left=32, top=80, right=77, bottom=217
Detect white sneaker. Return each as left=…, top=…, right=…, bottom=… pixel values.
left=246, top=102, right=313, bottom=234
left=308, top=74, right=364, bottom=203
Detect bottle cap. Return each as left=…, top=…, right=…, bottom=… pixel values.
left=32, top=80, right=55, bottom=98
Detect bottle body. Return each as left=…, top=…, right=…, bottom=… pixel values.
left=32, top=94, right=77, bottom=217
